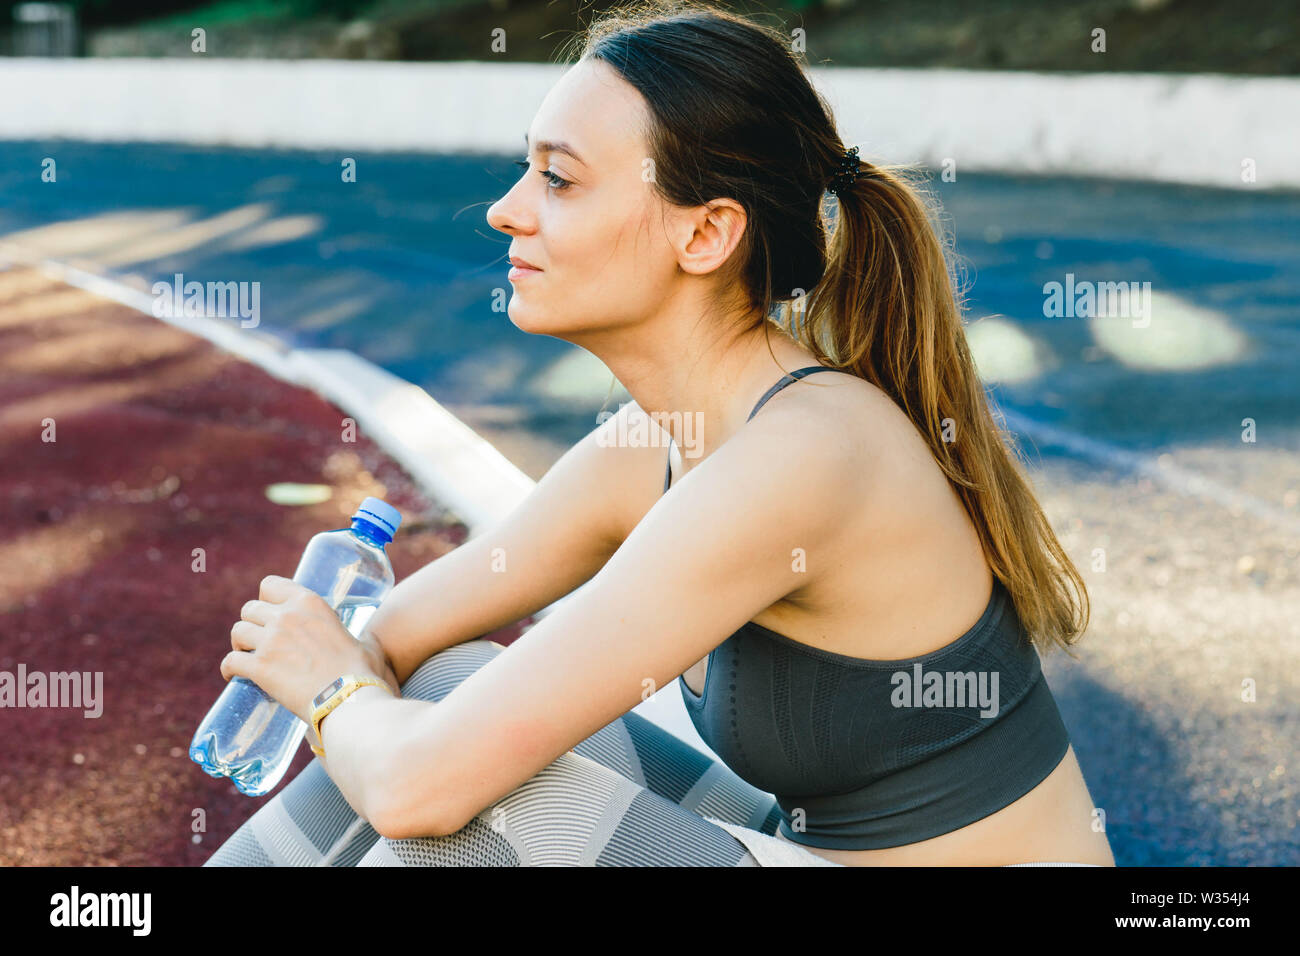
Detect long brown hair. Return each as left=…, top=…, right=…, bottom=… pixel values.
left=567, top=0, right=1089, bottom=656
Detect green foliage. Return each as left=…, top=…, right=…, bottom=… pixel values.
left=0, top=0, right=377, bottom=28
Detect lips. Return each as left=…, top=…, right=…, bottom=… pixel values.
left=508, top=255, right=542, bottom=271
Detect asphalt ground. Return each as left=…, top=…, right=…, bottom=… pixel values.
left=0, top=142, right=1296, bottom=865
left=0, top=267, right=535, bottom=865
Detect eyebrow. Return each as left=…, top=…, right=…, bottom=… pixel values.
left=523, top=131, right=587, bottom=166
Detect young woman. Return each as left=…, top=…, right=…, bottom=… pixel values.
left=207, top=1, right=1114, bottom=867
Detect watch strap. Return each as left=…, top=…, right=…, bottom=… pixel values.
left=309, top=674, right=393, bottom=758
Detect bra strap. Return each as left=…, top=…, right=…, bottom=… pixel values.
left=664, top=366, right=838, bottom=494
left=746, top=366, right=838, bottom=422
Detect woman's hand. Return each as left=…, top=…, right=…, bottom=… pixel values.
left=223, top=575, right=386, bottom=726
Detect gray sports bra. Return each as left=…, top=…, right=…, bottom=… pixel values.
left=666, top=366, right=1072, bottom=850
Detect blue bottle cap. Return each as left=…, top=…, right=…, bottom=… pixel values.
left=353, top=496, right=402, bottom=539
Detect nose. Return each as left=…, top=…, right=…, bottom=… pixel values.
left=487, top=176, right=533, bottom=237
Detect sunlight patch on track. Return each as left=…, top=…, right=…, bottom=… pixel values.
left=1087, top=290, right=1251, bottom=371
left=966, top=315, right=1056, bottom=384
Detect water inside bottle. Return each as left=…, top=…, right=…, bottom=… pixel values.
left=189, top=593, right=383, bottom=796
left=336, top=594, right=380, bottom=639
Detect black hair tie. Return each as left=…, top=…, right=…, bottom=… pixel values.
left=826, top=145, right=861, bottom=196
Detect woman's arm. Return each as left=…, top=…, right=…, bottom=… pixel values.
left=311, top=684, right=429, bottom=830
left=352, top=407, right=864, bottom=840
left=363, top=403, right=653, bottom=685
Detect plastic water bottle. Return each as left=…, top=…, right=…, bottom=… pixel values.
left=189, top=496, right=403, bottom=796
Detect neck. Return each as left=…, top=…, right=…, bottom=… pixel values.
left=566, top=293, right=818, bottom=468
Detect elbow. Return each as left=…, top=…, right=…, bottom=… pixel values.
left=370, top=800, right=460, bottom=842
left=366, top=754, right=462, bottom=841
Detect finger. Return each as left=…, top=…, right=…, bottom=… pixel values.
left=220, top=649, right=257, bottom=684
left=239, top=598, right=273, bottom=625
left=230, top=619, right=262, bottom=652
left=291, top=584, right=329, bottom=613
left=258, top=574, right=295, bottom=604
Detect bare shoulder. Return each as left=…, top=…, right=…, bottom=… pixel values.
left=612, top=373, right=928, bottom=542
left=726, top=370, right=972, bottom=618
left=745, top=369, right=898, bottom=474
left=740, top=369, right=946, bottom=521
left=703, top=373, right=881, bottom=522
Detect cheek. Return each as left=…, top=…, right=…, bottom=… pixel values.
left=574, top=206, right=664, bottom=287
left=544, top=203, right=607, bottom=269
left=516, top=195, right=664, bottom=317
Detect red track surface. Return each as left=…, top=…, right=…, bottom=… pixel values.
left=0, top=267, right=530, bottom=865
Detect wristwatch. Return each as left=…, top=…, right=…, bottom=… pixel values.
left=309, top=674, right=393, bottom=758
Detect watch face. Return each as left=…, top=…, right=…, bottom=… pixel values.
left=314, top=677, right=345, bottom=708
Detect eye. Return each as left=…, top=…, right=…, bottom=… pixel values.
left=514, top=157, right=573, bottom=192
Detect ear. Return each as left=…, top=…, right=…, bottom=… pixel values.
left=673, top=198, right=749, bottom=277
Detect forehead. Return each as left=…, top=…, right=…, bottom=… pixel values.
left=526, top=59, right=647, bottom=168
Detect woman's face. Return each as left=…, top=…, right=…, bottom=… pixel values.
left=486, top=58, right=688, bottom=340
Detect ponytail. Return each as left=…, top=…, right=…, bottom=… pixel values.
left=787, top=158, right=1090, bottom=657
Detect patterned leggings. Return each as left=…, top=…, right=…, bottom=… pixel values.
left=202, top=638, right=831, bottom=867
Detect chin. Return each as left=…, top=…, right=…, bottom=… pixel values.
left=506, top=298, right=556, bottom=335
left=508, top=295, right=583, bottom=330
